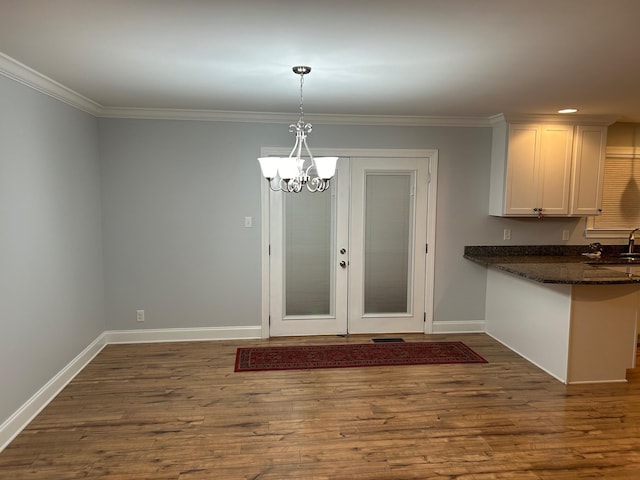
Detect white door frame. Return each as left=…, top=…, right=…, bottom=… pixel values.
left=260, top=148, right=438, bottom=338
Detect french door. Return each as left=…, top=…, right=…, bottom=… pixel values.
left=264, top=151, right=436, bottom=337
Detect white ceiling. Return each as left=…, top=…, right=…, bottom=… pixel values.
left=1, top=0, right=640, bottom=122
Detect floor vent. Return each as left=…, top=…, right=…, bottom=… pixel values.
left=372, top=337, right=405, bottom=343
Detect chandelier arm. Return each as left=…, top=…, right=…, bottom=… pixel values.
left=309, top=177, right=330, bottom=193
left=290, top=178, right=302, bottom=193
left=288, top=128, right=301, bottom=158
left=302, top=135, right=315, bottom=162
left=295, top=130, right=305, bottom=162
left=302, top=136, right=317, bottom=178
left=306, top=177, right=319, bottom=193
left=304, top=163, right=313, bottom=178
left=318, top=179, right=329, bottom=192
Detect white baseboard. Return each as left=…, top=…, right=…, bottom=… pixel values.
left=104, top=325, right=262, bottom=344
left=0, top=333, right=107, bottom=453
left=0, top=325, right=262, bottom=453
left=431, top=320, right=486, bottom=334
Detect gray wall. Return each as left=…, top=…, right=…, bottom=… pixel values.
left=99, top=119, right=587, bottom=329
left=99, top=119, right=275, bottom=330
left=1, top=71, right=600, bottom=428
left=0, top=76, right=105, bottom=424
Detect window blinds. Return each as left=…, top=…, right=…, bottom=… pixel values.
left=593, top=157, right=640, bottom=229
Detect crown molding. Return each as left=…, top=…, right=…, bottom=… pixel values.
left=0, top=51, right=493, bottom=127
left=98, top=107, right=299, bottom=124
left=98, top=106, right=493, bottom=127
left=490, top=112, right=619, bottom=126
left=5, top=51, right=619, bottom=129
left=0, top=52, right=102, bottom=115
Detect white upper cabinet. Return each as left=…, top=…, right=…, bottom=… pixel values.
left=569, top=125, right=608, bottom=216
left=489, top=115, right=613, bottom=217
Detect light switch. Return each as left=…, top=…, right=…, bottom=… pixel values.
left=244, top=216, right=253, bottom=228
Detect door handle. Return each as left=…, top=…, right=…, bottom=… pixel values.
left=339, top=261, right=347, bottom=268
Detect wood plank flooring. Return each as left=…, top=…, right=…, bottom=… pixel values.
left=1, top=333, right=640, bottom=479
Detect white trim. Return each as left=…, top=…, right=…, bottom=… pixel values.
left=431, top=320, right=486, bottom=334
left=0, top=52, right=102, bottom=115
left=490, top=113, right=618, bottom=126
left=104, top=326, right=262, bottom=344
left=566, top=378, right=628, bottom=385
left=584, top=227, right=634, bottom=240
left=0, top=325, right=261, bottom=453
left=260, top=171, right=271, bottom=339
left=0, top=333, right=107, bottom=453
left=260, top=148, right=439, bottom=337
left=98, top=107, right=493, bottom=127
left=0, top=51, right=493, bottom=127
left=423, top=153, right=438, bottom=334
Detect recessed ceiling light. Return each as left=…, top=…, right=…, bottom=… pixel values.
left=558, top=108, right=579, bottom=114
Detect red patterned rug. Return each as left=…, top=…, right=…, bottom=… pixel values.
left=234, top=341, right=487, bottom=372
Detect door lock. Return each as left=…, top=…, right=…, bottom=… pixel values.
left=340, top=248, right=347, bottom=254
left=339, top=261, right=347, bottom=268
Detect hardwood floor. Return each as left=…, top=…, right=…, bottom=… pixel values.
left=1, top=333, right=640, bottom=479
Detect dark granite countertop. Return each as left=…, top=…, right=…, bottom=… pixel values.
left=464, top=245, right=640, bottom=285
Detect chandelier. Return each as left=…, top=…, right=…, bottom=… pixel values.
left=258, top=66, right=338, bottom=193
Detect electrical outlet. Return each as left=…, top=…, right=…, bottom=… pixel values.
left=136, top=310, right=145, bottom=322
left=244, top=216, right=253, bottom=228
left=503, top=229, right=512, bottom=241
left=562, top=230, right=570, bottom=241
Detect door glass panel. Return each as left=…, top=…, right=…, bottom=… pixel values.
left=284, top=185, right=335, bottom=316
left=364, top=173, right=413, bottom=314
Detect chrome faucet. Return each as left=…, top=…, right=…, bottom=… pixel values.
left=628, top=228, right=640, bottom=254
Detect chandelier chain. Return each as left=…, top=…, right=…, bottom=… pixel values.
left=299, top=72, right=305, bottom=123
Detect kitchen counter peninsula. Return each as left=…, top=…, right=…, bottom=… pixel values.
left=465, top=245, right=639, bottom=384
left=464, top=245, right=640, bottom=284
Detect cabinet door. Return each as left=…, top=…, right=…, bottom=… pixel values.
left=504, top=125, right=541, bottom=215
left=569, top=125, right=607, bottom=216
left=538, top=124, right=573, bottom=215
